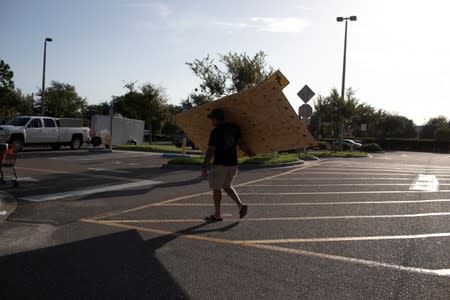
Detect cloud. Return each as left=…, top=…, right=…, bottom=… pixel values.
left=218, top=17, right=309, bottom=33
left=122, top=1, right=172, bottom=17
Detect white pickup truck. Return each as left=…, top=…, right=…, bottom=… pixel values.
left=0, top=116, right=90, bottom=151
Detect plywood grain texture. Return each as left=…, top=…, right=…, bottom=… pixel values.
left=172, top=71, right=317, bottom=156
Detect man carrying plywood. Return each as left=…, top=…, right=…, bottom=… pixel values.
left=202, top=108, right=255, bottom=221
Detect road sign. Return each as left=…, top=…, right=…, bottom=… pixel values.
left=361, top=123, right=367, bottom=132
left=297, top=85, right=315, bottom=103
left=299, top=104, right=313, bottom=118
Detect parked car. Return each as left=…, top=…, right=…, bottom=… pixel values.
left=342, top=139, right=362, bottom=149
left=0, top=116, right=90, bottom=151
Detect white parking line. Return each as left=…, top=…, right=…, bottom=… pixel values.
left=88, top=168, right=130, bottom=174
left=49, top=152, right=160, bottom=161
left=288, top=172, right=418, bottom=176
left=237, top=190, right=450, bottom=195
left=300, top=167, right=450, bottom=174
left=17, top=177, right=40, bottom=182
left=161, top=199, right=450, bottom=206
left=270, top=178, right=413, bottom=181
left=20, top=180, right=161, bottom=202
left=247, top=183, right=414, bottom=187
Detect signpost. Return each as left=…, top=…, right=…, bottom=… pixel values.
left=297, top=85, right=315, bottom=126
left=297, top=85, right=315, bottom=152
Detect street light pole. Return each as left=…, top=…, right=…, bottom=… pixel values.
left=336, top=16, right=356, bottom=150
left=41, top=37, right=53, bottom=116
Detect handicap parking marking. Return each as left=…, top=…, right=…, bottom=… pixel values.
left=410, top=174, right=439, bottom=191
left=20, top=180, right=161, bottom=202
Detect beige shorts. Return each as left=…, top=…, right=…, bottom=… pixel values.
left=208, top=165, right=238, bottom=190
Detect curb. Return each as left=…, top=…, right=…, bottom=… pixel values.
left=161, top=160, right=305, bottom=171
left=0, top=191, right=17, bottom=222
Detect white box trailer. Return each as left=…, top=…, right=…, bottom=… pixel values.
left=91, top=115, right=145, bottom=145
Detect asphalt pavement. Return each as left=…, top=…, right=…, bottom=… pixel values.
left=1, top=149, right=450, bottom=299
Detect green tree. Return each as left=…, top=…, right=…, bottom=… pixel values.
left=83, top=102, right=110, bottom=125
left=379, top=115, right=416, bottom=138
left=434, top=127, right=450, bottom=142
left=0, top=59, right=14, bottom=91
left=314, top=88, right=358, bottom=138
left=421, top=116, right=448, bottom=139
left=186, top=55, right=227, bottom=98
left=36, top=81, right=87, bottom=118
left=114, top=82, right=170, bottom=143
left=221, top=51, right=273, bottom=93
left=0, top=60, right=35, bottom=122
left=186, top=51, right=274, bottom=105
left=161, top=104, right=183, bottom=136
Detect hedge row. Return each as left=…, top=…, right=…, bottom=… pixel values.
left=318, top=138, right=450, bottom=153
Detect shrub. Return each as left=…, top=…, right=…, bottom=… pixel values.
left=434, top=127, right=450, bottom=142
left=316, top=141, right=331, bottom=150
left=361, top=143, right=382, bottom=152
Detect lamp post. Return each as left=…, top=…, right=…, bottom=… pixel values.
left=336, top=16, right=356, bottom=150
left=41, top=37, right=53, bottom=116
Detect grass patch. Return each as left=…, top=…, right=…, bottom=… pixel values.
left=168, top=153, right=302, bottom=165
left=167, top=156, right=204, bottom=165
left=313, top=151, right=368, bottom=157
left=116, top=144, right=201, bottom=154
left=240, top=153, right=300, bottom=165
left=297, top=153, right=319, bottom=161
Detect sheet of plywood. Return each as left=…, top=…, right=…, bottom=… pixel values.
left=172, top=71, right=317, bottom=156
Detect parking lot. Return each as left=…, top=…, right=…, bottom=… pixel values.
left=1, top=150, right=450, bottom=299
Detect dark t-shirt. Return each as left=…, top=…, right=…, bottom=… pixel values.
left=208, top=122, right=241, bottom=166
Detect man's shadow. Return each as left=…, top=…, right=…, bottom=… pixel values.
left=0, top=220, right=238, bottom=300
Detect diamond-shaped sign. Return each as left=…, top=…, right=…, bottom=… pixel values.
left=297, top=85, right=315, bottom=103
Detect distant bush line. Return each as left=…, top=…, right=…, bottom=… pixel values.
left=318, top=138, right=450, bottom=153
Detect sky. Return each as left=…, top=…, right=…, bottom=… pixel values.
left=2, top=0, right=450, bottom=125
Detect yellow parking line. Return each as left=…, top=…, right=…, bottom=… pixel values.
left=81, top=218, right=242, bottom=245
left=97, top=212, right=450, bottom=223
left=245, top=243, right=450, bottom=277
left=234, top=232, right=450, bottom=244
left=79, top=218, right=450, bottom=277
left=16, top=166, right=70, bottom=174
left=88, top=191, right=211, bottom=220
